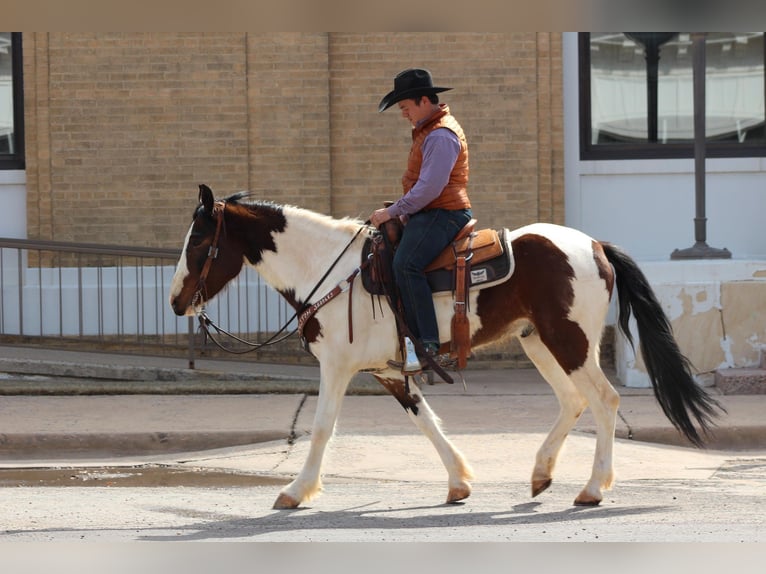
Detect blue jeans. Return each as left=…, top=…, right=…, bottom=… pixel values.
left=392, top=208, right=472, bottom=349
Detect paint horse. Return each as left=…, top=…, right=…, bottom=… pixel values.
left=169, top=184, right=722, bottom=509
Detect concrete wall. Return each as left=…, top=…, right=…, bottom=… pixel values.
left=616, top=260, right=766, bottom=387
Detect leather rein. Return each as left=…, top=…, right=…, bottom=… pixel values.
left=194, top=200, right=369, bottom=354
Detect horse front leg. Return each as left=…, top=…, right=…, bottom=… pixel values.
left=273, top=363, right=353, bottom=509
left=373, top=374, right=474, bottom=503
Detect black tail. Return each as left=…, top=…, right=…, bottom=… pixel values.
left=601, top=242, right=725, bottom=447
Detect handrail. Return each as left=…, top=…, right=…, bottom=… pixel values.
left=0, top=236, right=300, bottom=367
left=0, top=237, right=180, bottom=259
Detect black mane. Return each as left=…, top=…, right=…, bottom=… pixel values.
left=224, top=192, right=285, bottom=213
left=191, top=191, right=283, bottom=220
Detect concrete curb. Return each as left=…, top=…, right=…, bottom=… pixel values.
left=0, top=430, right=296, bottom=459
left=0, top=357, right=308, bottom=383
left=0, top=357, right=387, bottom=395
left=614, top=425, right=766, bottom=451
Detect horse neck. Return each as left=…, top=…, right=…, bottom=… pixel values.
left=253, top=205, right=365, bottom=300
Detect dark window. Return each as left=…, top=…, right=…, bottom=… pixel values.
left=0, top=32, right=24, bottom=169
left=580, top=32, right=766, bottom=160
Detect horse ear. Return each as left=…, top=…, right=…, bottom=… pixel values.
left=198, top=184, right=214, bottom=214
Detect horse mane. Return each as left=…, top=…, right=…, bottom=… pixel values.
left=223, top=191, right=368, bottom=237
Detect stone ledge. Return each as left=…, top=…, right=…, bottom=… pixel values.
left=715, top=368, right=766, bottom=395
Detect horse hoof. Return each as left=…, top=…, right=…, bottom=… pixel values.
left=273, top=493, right=300, bottom=509
left=573, top=493, right=601, bottom=506
left=447, top=485, right=471, bottom=503
left=531, top=478, right=552, bottom=497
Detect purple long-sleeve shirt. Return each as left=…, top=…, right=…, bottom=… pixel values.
left=386, top=127, right=460, bottom=219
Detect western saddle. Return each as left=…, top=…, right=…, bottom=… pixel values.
left=362, top=215, right=504, bottom=373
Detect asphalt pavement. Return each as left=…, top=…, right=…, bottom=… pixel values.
left=1, top=344, right=765, bottom=545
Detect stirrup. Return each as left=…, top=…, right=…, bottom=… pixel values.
left=387, top=336, right=423, bottom=375
left=387, top=351, right=458, bottom=375
left=386, top=359, right=423, bottom=375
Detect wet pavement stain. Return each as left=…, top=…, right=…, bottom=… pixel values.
left=0, top=465, right=291, bottom=488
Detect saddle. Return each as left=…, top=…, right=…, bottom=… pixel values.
left=361, top=216, right=512, bottom=371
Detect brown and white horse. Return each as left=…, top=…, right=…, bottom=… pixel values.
left=169, top=184, right=722, bottom=509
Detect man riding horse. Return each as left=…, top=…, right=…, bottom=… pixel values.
left=369, top=68, right=473, bottom=374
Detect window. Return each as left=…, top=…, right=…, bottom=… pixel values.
left=580, top=32, right=766, bottom=160
left=0, top=32, right=23, bottom=169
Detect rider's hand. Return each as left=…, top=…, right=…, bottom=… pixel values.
left=369, top=208, right=393, bottom=228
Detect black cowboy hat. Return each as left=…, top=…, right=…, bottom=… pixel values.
left=378, top=68, right=452, bottom=112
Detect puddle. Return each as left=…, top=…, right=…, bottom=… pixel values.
left=0, top=465, right=291, bottom=488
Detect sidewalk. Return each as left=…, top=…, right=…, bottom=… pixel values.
left=0, top=345, right=765, bottom=463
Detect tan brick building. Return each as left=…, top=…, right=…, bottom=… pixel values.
left=22, top=32, right=564, bottom=248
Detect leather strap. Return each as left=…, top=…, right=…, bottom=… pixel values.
left=451, top=254, right=470, bottom=370
left=297, top=261, right=367, bottom=344
left=196, top=200, right=226, bottom=300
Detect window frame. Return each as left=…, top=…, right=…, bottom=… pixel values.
left=0, top=32, right=24, bottom=170
left=579, top=32, right=766, bottom=161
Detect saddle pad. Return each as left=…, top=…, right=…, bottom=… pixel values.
left=425, top=228, right=503, bottom=272
left=427, top=228, right=514, bottom=294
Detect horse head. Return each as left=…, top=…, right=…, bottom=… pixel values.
left=169, top=184, right=247, bottom=316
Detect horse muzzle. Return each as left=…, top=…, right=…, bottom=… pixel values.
left=170, top=291, right=201, bottom=317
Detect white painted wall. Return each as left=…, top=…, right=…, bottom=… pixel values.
left=564, top=33, right=766, bottom=387
left=0, top=170, right=25, bottom=239
left=564, top=33, right=766, bottom=262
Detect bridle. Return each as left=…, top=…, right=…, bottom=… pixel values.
left=192, top=199, right=226, bottom=309
left=191, top=198, right=296, bottom=353
left=191, top=199, right=370, bottom=354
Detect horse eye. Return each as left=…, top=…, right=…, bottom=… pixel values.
left=188, top=233, right=204, bottom=248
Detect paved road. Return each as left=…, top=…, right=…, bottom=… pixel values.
left=1, top=349, right=765, bottom=543
left=1, top=392, right=764, bottom=542
left=1, top=438, right=764, bottom=542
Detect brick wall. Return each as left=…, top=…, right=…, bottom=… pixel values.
left=247, top=33, right=331, bottom=212
left=23, top=32, right=564, bottom=248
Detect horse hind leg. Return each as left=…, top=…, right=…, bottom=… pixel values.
left=519, top=334, right=589, bottom=499
left=567, top=358, right=619, bottom=506
left=374, top=374, right=474, bottom=503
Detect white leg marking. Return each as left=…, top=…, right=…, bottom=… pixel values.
left=275, top=362, right=353, bottom=508
left=520, top=334, right=588, bottom=496
left=405, top=382, right=474, bottom=502
left=569, top=361, right=619, bottom=505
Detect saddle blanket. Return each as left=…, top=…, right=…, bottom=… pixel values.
left=426, top=228, right=514, bottom=293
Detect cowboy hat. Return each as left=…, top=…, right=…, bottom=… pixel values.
left=378, top=68, right=452, bottom=112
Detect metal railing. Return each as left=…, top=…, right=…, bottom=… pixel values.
left=0, top=237, right=301, bottom=366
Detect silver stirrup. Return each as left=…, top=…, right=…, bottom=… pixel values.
left=402, top=336, right=422, bottom=374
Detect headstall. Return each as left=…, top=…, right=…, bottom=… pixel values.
left=193, top=200, right=226, bottom=306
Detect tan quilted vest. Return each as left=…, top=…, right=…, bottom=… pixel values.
left=401, top=104, right=471, bottom=211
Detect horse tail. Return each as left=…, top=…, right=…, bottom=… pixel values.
left=601, top=242, right=725, bottom=447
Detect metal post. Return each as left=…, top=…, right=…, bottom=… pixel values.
left=625, top=33, right=677, bottom=142
left=187, top=316, right=196, bottom=369
left=671, top=32, right=732, bottom=260
left=693, top=31, right=708, bottom=243
left=645, top=42, right=661, bottom=142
